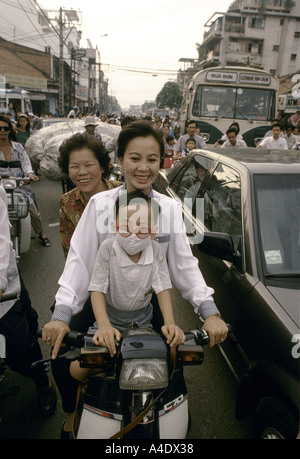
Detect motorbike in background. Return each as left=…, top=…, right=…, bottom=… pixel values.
left=34, top=322, right=213, bottom=439
left=0, top=176, right=31, bottom=260
left=108, top=162, right=124, bottom=182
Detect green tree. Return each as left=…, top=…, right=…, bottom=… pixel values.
left=156, top=82, right=182, bottom=111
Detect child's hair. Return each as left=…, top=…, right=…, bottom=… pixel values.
left=186, top=137, right=196, bottom=145
left=115, top=190, right=160, bottom=227
left=166, top=135, right=175, bottom=143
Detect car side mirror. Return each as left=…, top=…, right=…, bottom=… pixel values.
left=198, top=232, right=236, bottom=263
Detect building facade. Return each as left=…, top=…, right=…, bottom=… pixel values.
left=199, top=0, right=300, bottom=76
left=0, top=1, right=108, bottom=115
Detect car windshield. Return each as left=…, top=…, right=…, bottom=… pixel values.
left=192, top=85, right=275, bottom=121
left=254, top=174, right=300, bottom=278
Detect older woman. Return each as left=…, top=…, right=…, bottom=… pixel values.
left=58, top=132, right=121, bottom=258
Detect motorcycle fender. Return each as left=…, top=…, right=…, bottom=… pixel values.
left=77, top=405, right=122, bottom=439
left=159, top=396, right=188, bottom=439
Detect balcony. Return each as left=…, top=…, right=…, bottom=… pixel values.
left=225, top=23, right=245, bottom=34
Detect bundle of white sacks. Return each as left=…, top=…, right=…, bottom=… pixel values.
left=25, top=119, right=121, bottom=181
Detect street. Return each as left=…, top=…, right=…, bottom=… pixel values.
left=0, top=176, right=252, bottom=439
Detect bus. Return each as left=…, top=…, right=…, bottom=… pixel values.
left=0, top=89, right=32, bottom=117
left=180, top=66, right=279, bottom=146
left=146, top=107, right=178, bottom=120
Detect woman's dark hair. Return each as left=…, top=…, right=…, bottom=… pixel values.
left=117, top=120, right=164, bottom=159
left=17, top=115, right=30, bottom=131
left=229, top=122, right=240, bottom=133
left=0, top=114, right=12, bottom=130
left=0, top=114, right=16, bottom=140
left=58, top=132, right=111, bottom=176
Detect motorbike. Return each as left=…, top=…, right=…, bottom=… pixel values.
left=0, top=175, right=31, bottom=260
left=34, top=322, right=212, bottom=439
left=0, top=294, right=20, bottom=406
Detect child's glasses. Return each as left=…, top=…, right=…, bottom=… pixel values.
left=116, top=224, right=151, bottom=239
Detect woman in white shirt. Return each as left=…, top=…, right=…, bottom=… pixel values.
left=42, top=121, right=228, bottom=436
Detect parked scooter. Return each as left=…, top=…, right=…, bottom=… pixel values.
left=0, top=176, right=31, bottom=260
left=34, top=322, right=214, bottom=439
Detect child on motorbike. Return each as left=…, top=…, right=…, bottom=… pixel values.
left=70, top=190, right=186, bottom=381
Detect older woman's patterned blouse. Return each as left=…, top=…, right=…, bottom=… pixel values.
left=59, top=179, right=122, bottom=258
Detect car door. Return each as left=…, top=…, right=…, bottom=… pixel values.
left=192, top=160, right=254, bottom=379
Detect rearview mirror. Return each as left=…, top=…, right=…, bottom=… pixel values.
left=198, top=232, right=235, bottom=262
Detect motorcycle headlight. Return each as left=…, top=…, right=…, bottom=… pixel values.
left=1, top=178, right=17, bottom=189
left=119, top=358, right=169, bottom=390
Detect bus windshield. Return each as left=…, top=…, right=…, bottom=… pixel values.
left=192, top=85, right=276, bottom=121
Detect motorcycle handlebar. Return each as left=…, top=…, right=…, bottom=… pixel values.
left=37, top=324, right=229, bottom=350
left=0, top=175, right=32, bottom=182
left=0, top=293, right=19, bottom=303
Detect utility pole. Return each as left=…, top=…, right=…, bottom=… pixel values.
left=59, top=7, right=64, bottom=116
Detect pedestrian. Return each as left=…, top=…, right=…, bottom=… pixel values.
left=174, top=120, right=207, bottom=157
left=0, top=186, right=56, bottom=416
left=257, top=123, right=288, bottom=150
left=42, top=120, right=228, bottom=437
left=7, top=102, right=15, bottom=121
left=221, top=128, right=248, bottom=148
left=84, top=116, right=102, bottom=140
left=106, top=115, right=136, bottom=164
left=70, top=190, right=185, bottom=381
left=0, top=114, right=51, bottom=247
left=284, top=125, right=298, bottom=149
left=67, top=106, right=79, bottom=119
left=16, top=114, right=31, bottom=146
left=257, top=120, right=286, bottom=146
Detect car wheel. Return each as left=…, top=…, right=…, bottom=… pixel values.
left=256, top=396, right=298, bottom=439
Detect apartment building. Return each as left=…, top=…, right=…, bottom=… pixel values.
left=199, top=0, right=300, bottom=77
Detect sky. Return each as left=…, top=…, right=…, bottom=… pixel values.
left=39, top=0, right=234, bottom=110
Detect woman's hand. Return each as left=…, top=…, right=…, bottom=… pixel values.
left=93, top=325, right=122, bottom=357
left=202, top=315, right=228, bottom=347
left=161, top=324, right=186, bottom=348
left=28, top=172, right=39, bottom=182
left=42, top=320, right=70, bottom=359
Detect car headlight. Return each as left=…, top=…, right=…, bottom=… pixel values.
left=254, top=137, right=262, bottom=146
left=201, top=133, right=210, bottom=142
left=119, top=358, right=169, bottom=390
